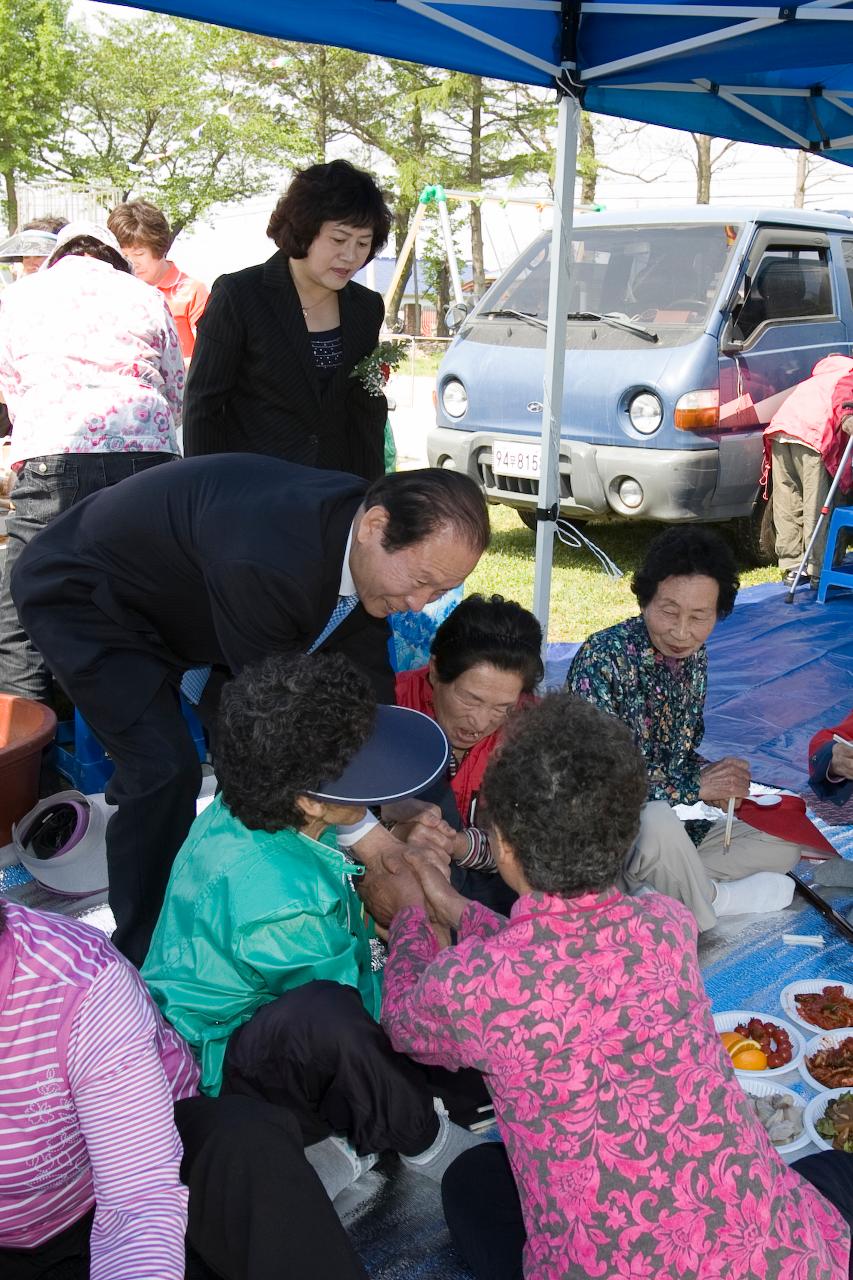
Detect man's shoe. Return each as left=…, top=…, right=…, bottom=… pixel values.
left=781, top=569, right=800, bottom=587
left=809, top=573, right=820, bottom=590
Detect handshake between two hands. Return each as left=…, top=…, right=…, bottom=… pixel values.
left=354, top=799, right=469, bottom=943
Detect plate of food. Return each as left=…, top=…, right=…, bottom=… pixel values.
left=714, top=1010, right=805, bottom=1078
left=804, top=1089, right=853, bottom=1152
left=739, top=1078, right=810, bottom=1156
left=779, top=980, right=853, bottom=1033
left=800, top=1029, right=853, bottom=1092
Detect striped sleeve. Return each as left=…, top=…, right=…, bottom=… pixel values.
left=66, top=959, right=188, bottom=1280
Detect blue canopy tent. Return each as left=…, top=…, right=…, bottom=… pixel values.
left=95, top=0, right=853, bottom=637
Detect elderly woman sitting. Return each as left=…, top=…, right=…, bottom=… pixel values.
left=395, top=593, right=542, bottom=913
left=568, top=526, right=801, bottom=931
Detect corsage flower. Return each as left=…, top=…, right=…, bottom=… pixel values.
left=351, top=340, right=406, bottom=396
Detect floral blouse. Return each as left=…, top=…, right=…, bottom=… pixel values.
left=0, top=255, right=183, bottom=466
left=383, top=891, right=850, bottom=1280
left=568, top=614, right=709, bottom=841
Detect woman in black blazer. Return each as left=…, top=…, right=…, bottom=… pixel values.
left=183, top=160, right=392, bottom=481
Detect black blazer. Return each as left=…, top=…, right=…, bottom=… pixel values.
left=13, top=455, right=394, bottom=733
left=182, top=251, right=387, bottom=481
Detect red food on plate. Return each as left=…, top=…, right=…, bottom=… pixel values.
left=794, top=986, right=853, bottom=1031
left=806, top=1036, right=853, bottom=1089
left=734, top=1018, right=793, bottom=1069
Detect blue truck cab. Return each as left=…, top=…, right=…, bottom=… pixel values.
left=427, top=207, right=853, bottom=560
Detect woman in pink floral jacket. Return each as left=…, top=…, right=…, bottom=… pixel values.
left=382, top=694, right=853, bottom=1280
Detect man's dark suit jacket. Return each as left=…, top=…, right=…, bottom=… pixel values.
left=12, top=456, right=393, bottom=733
left=182, top=250, right=387, bottom=481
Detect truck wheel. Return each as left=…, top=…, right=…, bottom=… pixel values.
left=517, top=509, right=587, bottom=534
left=732, top=491, right=775, bottom=567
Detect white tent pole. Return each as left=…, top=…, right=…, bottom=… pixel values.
left=532, top=91, right=579, bottom=650
left=436, top=187, right=465, bottom=304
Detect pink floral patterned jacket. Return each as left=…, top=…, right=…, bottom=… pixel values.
left=382, top=890, right=850, bottom=1279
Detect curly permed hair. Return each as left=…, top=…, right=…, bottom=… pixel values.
left=216, top=653, right=376, bottom=832
left=481, top=693, right=648, bottom=895
left=631, top=525, right=740, bottom=619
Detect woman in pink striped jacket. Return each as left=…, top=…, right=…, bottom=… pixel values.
left=0, top=899, right=367, bottom=1280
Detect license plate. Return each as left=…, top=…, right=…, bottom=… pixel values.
left=492, top=443, right=541, bottom=479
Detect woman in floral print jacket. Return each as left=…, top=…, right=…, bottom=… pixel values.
left=382, top=694, right=852, bottom=1280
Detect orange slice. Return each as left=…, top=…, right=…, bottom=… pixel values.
left=721, top=1034, right=762, bottom=1059
left=731, top=1045, right=768, bottom=1071
left=720, top=1031, right=742, bottom=1050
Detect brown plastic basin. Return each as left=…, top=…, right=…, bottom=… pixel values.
left=0, top=695, right=57, bottom=845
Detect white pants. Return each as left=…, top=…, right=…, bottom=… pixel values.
left=623, top=800, right=802, bottom=932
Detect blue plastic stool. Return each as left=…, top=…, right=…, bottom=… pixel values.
left=51, top=699, right=207, bottom=795
left=816, top=507, right=853, bottom=602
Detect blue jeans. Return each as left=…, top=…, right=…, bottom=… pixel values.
left=0, top=452, right=178, bottom=702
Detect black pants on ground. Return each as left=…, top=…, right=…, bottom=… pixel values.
left=0, top=1094, right=368, bottom=1280
left=222, top=980, right=490, bottom=1153
left=442, top=1143, right=853, bottom=1280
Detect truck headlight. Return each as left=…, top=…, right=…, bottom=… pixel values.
left=628, top=392, right=663, bottom=435
left=441, top=378, right=468, bottom=419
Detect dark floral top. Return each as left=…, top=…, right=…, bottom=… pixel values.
left=568, top=615, right=709, bottom=843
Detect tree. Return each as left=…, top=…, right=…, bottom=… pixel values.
left=420, top=74, right=557, bottom=296
left=0, top=0, right=74, bottom=229
left=45, top=14, right=306, bottom=235
left=792, top=148, right=849, bottom=208
left=689, top=133, right=738, bottom=204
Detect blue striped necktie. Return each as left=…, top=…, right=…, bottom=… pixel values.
left=181, top=593, right=360, bottom=705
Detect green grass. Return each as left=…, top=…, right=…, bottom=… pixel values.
left=464, top=505, right=779, bottom=642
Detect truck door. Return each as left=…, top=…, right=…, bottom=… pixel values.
left=717, top=229, right=848, bottom=513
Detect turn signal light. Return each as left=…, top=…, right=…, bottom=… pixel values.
left=674, top=389, right=719, bottom=432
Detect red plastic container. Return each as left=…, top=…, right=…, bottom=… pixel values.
left=0, top=695, right=57, bottom=845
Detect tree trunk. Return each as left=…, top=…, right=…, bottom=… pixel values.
left=316, top=47, right=329, bottom=162
left=579, top=112, right=598, bottom=205
left=3, top=170, right=19, bottom=232
left=386, top=203, right=414, bottom=328
left=469, top=77, right=487, bottom=298
left=794, top=149, right=807, bottom=208
left=694, top=134, right=712, bottom=204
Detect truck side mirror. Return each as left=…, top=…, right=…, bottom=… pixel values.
left=445, top=301, right=470, bottom=331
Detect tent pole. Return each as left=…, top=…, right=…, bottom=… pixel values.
left=532, top=90, right=579, bottom=652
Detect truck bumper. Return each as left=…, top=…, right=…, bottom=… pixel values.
left=427, top=427, right=721, bottom=522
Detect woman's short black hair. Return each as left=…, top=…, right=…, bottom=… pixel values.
left=363, top=467, right=490, bottom=556
left=216, top=652, right=376, bottom=831
left=481, top=693, right=648, bottom=895
left=48, top=235, right=131, bottom=274
left=631, top=526, right=740, bottom=618
left=267, top=159, right=392, bottom=263
left=431, top=594, right=543, bottom=690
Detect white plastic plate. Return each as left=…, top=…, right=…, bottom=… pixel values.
left=713, top=1009, right=805, bottom=1079
left=779, top=979, right=853, bottom=1034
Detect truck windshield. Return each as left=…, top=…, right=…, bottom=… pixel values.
left=488, top=222, right=740, bottom=338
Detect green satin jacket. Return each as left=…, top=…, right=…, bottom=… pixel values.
left=142, top=794, right=380, bottom=1095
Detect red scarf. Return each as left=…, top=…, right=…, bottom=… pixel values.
left=395, top=666, right=507, bottom=824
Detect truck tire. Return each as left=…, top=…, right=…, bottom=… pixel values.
left=732, top=490, right=775, bottom=567
left=517, top=509, right=587, bottom=534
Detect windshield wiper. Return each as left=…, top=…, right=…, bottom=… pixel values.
left=478, top=308, right=548, bottom=330
left=566, top=311, right=658, bottom=343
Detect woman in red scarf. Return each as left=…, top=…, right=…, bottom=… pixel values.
left=395, top=594, right=542, bottom=914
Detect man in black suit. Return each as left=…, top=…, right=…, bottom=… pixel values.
left=12, top=456, right=489, bottom=964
